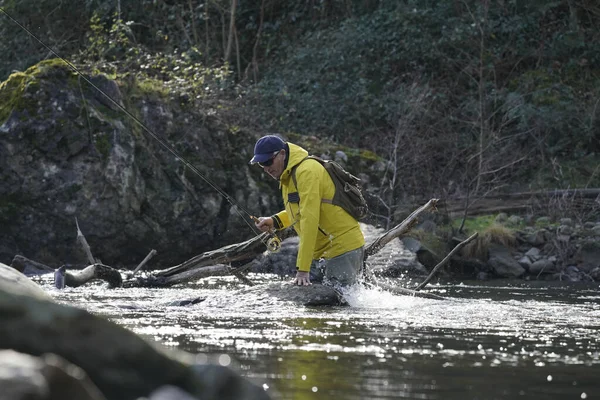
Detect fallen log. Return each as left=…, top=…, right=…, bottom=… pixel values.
left=23, top=199, right=456, bottom=305
left=65, top=264, right=123, bottom=289
left=123, top=199, right=448, bottom=300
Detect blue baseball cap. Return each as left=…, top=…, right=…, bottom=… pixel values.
left=249, top=135, right=286, bottom=164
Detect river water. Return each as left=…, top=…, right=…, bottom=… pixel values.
left=41, top=272, right=599, bottom=400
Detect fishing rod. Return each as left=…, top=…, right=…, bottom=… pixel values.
left=0, top=7, right=281, bottom=253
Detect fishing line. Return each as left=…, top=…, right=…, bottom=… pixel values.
left=0, top=7, right=279, bottom=249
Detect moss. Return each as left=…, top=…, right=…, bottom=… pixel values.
left=452, top=214, right=497, bottom=234
left=0, top=59, right=83, bottom=124
left=0, top=72, right=31, bottom=123
left=131, top=76, right=169, bottom=98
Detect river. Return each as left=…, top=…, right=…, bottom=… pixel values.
left=39, top=272, right=599, bottom=400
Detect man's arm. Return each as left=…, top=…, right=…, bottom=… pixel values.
left=294, top=165, right=323, bottom=273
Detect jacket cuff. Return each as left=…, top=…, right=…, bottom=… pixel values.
left=271, top=214, right=283, bottom=230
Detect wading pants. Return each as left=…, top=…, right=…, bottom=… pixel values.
left=309, top=246, right=364, bottom=287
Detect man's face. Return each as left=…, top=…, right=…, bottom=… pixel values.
left=260, top=150, right=285, bottom=180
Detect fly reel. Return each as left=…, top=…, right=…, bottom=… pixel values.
left=266, top=235, right=281, bottom=253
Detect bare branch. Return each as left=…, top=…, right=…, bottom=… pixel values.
left=414, top=232, right=478, bottom=291
left=75, top=217, right=96, bottom=264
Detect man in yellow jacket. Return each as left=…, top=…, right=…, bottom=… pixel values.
left=250, top=135, right=365, bottom=286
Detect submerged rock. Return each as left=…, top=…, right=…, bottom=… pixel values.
left=243, top=282, right=346, bottom=306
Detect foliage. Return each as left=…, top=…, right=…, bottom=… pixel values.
left=1, top=0, right=599, bottom=223
left=74, top=13, right=232, bottom=102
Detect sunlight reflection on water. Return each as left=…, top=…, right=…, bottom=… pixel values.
left=39, top=272, right=600, bottom=400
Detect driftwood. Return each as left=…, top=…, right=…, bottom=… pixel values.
left=442, top=188, right=600, bottom=217
left=16, top=198, right=467, bottom=304
left=65, top=264, right=123, bottom=289
left=130, top=249, right=157, bottom=277
left=123, top=199, right=448, bottom=299
left=76, top=217, right=96, bottom=264
left=122, top=229, right=296, bottom=288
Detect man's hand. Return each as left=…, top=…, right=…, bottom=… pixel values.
left=255, top=217, right=274, bottom=232
left=293, top=271, right=311, bottom=286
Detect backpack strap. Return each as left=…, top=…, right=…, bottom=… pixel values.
left=290, top=157, right=333, bottom=205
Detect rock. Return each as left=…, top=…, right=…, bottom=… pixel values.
left=525, top=229, right=550, bottom=246
left=10, top=255, right=55, bottom=276
left=507, top=215, right=523, bottom=226
left=417, top=220, right=437, bottom=233
left=400, top=237, right=441, bottom=270
left=0, top=263, right=52, bottom=301
left=558, top=225, right=573, bottom=236
left=401, top=237, right=422, bottom=253
left=0, top=350, right=106, bottom=400
left=242, top=282, right=345, bottom=306
left=495, top=213, right=508, bottom=223
left=536, top=216, right=551, bottom=225
left=583, top=221, right=596, bottom=230
left=0, top=61, right=267, bottom=268
left=149, top=386, right=199, bottom=400
left=573, top=241, right=600, bottom=272
left=529, top=259, right=556, bottom=275
left=518, top=256, right=532, bottom=270
left=250, top=236, right=298, bottom=276
left=487, top=245, right=525, bottom=278
left=334, top=150, right=348, bottom=163
left=190, top=364, right=271, bottom=400
left=524, top=247, right=541, bottom=261
left=564, top=265, right=582, bottom=281
left=476, top=271, right=490, bottom=280
left=167, top=297, right=206, bottom=307
left=0, top=287, right=271, bottom=400
left=559, top=218, right=573, bottom=227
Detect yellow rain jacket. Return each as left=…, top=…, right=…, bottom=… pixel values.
left=271, top=143, right=365, bottom=272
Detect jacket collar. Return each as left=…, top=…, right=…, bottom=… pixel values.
left=280, top=142, right=309, bottom=184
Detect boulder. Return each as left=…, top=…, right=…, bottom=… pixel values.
left=507, top=215, right=523, bottom=226
left=0, top=350, right=106, bottom=400
left=524, top=247, right=541, bottom=261
left=529, top=259, right=556, bottom=275
left=573, top=241, right=600, bottom=273
left=0, top=287, right=270, bottom=400
left=0, top=61, right=271, bottom=268
left=487, top=245, right=525, bottom=278
left=0, top=263, right=52, bottom=301
left=149, top=386, right=198, bottom=400
left=525, top=229, right=550, bottom=246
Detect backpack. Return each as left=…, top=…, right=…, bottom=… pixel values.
left=291, top=155, right=368, bottom=220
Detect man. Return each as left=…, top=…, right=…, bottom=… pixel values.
left=250, top=135, right=365, bottom=287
